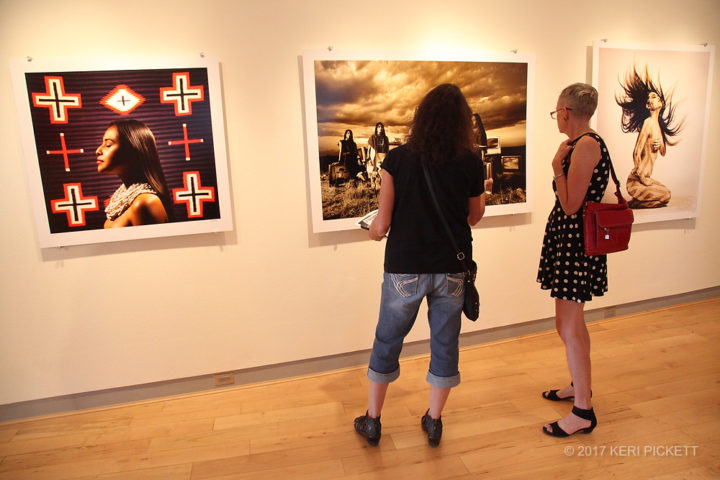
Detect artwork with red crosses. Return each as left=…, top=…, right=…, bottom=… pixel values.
left=21, top=64, right=225, bottom=237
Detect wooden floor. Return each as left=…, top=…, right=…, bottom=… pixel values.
left=1, top=299, right=719, bottom=479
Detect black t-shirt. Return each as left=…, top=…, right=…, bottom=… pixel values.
left=382, top=145, right=484, bottom=273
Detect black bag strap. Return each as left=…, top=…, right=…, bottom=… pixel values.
left=571, top=132, right=625, bottom=205
left=420, top=160, right=473, bottom=274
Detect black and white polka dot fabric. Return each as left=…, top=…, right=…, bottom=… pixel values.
left=537, top=132, right=611, bottom=303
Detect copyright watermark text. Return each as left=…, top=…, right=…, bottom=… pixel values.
left=564, top=445, right=698, bottom=457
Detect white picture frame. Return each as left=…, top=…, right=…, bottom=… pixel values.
left=592, top=41, right=714, bottom=223
left=11, top=55, right=232, bottom=247
left=302, top=50, right=535, bottom=233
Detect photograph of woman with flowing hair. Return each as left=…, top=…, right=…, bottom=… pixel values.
left=616, top=66, right=683, bottom=208
left=594, top=42, right=712, bottom=223
left=96, top=119, right=172, bottom=228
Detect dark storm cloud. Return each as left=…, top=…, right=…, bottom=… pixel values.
left=314, top=60, right=528, bottom=135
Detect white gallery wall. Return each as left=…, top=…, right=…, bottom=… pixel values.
left=0, top=0, right=718, bottom=406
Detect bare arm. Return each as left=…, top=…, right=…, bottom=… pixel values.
left=552, top=137, right=600, bottom=215
left=633, top=121, right=650, bottom=165
left=468, top=194, right=485, bottom=226
left=368, top=169, right=394, bottom=241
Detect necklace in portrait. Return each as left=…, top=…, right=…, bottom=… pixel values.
left=105, top=182, right=157, bottom=220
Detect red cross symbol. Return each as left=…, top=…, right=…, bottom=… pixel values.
left=159, top=72, right=204, bottom=116
left=173, top=171, right=215, bottom=218
left=51, top=183, right=99, bottom=227
left=168, top=123, right=204, bottom=161
left=46, top=133, right=84, bottom=172
left=32, top=76, right=82, bottom=124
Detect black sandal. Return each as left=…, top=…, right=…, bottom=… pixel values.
left=542, top=381, right=574, bottom=402
left=542, top=406, right=597, bottom=437
left=542, top=381, right=592, bottom=402
left=542, top=388, right=573, bottom=401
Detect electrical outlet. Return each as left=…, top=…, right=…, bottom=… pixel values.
left=214, top=372, right=235, bottom=386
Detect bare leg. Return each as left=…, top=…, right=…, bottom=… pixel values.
left=368, top=380, right=389, bottom=418
left=544, top=298, right=593, bottom=433
left=428, top=386, right=451, bottom=419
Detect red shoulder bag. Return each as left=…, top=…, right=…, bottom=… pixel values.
left=583, top=155, right=634, bottom=256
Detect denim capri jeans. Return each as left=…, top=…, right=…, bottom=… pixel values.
left=368, top=272, right=464, bottom=388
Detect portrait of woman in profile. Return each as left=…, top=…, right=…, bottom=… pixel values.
left=96, top=119, right=172, bottom=228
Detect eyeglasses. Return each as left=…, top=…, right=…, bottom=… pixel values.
left=550, top=107, right=572, bottom=120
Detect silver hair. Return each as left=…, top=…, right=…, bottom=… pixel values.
left=559, top=83, right=598, bottom=118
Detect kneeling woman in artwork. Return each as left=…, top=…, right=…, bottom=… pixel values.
left=96, top=119, right=172, bottom=228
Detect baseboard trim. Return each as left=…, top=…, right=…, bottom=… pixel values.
left=2, top=286, right=718, bottom=422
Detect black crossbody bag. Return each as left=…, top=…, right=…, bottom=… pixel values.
left=421, top=162, right=480, bottom=321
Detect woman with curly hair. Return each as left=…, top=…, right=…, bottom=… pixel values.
left=353, top=84, right=485, bottom=447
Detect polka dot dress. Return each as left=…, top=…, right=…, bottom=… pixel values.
left=537, top=132, right=611, bottom=303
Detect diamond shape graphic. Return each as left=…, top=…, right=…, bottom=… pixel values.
left=100, top=84, right=146, bottom=115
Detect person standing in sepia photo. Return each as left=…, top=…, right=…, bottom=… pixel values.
left=367, top=121, right=390, bottom=175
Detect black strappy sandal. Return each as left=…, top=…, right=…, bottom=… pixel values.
left=542, top=381, right=592, bottom=402
left=542, top=381, right=574, bottom=401
left=542, top=389, right=573, bottom=401
left=542, top=406, right=597, bottom=437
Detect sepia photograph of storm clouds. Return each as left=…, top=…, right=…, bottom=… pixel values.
left=313, top=60, right=528, bottom=156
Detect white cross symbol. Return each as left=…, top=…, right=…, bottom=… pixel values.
left=173, top=171, right=215, bottom=218
left=32, top=76, right=82, bottom=124
left=160, top=72, right=204, bottom=116
left=50, top=183, right=99, bottom=227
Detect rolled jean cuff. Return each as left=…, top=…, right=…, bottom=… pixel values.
left=426, top=370, right=460, bottom=388
left=367, top=366, right=400, bottom=384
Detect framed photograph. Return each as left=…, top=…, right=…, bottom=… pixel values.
left=302, top=50, right=535, bottom=233
left=11, top=55, right=232, bottom=248
left=592, top=41, right=714, bottom=223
